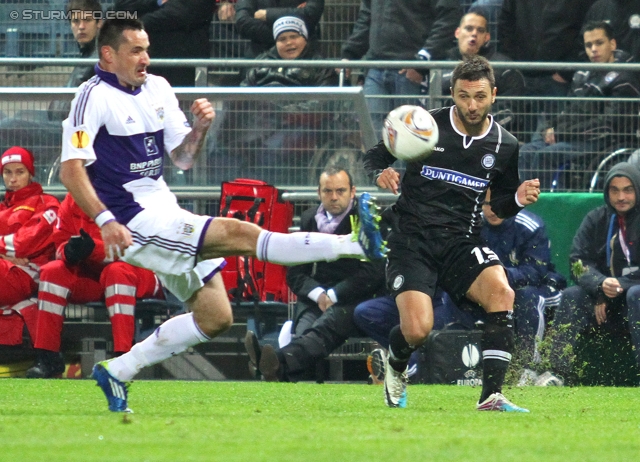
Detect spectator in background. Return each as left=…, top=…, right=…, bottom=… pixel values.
left=468, top=0, right=501, bottom=40
left=234, top=0, right=324, bottom=59
left=0, top=147, right=59, bottom=348
left=49, top=0, right=103, bottom=121
left=340, top=0, right=461, bottom=133
left=498, top=0, right=596, bottom=98
left=114, top=0, right=215, bottom=86
left=519, top=21, right=640, bottom=190
left=26, top=194, right=165, bottom=379
left=585, top=0, right=640, bottom=62
left=550, top=162, right=640, bottom=383
left=440, top=7, right=524, bottom=129
left=219, top=16, right=338, bottom=185
left=244, top=166, right=386, bottom=382
left=211, top=1, right=245, bottom=85
left=241, top=16, right=337, bottom=86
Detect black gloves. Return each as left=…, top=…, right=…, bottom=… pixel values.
left=63, top=228, right=95, bottom=265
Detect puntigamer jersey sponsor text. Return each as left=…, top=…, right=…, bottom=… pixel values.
left=393, top=106, right=520, bottom=236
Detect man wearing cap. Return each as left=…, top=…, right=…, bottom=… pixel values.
left=235, top=0, right=324, bottom=59
left=0, top=146, right=60, bottom=347
left=241, top=15, right=338, bottom=87
left=237, top=15, right=339, bottom=185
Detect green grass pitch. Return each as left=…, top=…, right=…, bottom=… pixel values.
left=0, top=380, right=638, bottom=462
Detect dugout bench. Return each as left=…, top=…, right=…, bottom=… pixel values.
left=61, top=298, right=184, bottom=378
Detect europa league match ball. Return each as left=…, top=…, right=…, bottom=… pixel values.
left=382, top=105, right=439, bottom=162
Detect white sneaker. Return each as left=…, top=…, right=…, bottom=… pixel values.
left=535, top=371, right=564, bottom=387
left=517, top=369, right=539, bottom=387
left=383, top=357, right=408, bottom=408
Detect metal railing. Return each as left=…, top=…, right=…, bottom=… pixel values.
left=1, top=59, right=639, bottom=194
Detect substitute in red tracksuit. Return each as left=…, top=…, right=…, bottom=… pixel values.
left=0, top=146, right=59, bottom=346
left=27, top=193, right=164, bottom=378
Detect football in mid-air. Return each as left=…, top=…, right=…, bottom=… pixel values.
left=382, top=105, right=439, bottom=162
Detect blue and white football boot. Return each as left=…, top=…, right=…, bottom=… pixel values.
left=92, top=360, right=133, bottom=413
left=355, top=192, right=388, bottom=261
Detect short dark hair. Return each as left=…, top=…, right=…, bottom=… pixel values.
left=320, top=165, right=353, bottom=189
left=451, top=54, right=495, bottom=90
left=66, top=0, right=102, bottom=18
left=462, top=6, right=489, bottom=26
left=97, top=18, right=145, bottom=57
left=581, top=20, right=614, bottom=40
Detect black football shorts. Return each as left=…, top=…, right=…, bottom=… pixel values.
left=386, top=229, right=504, bottom=305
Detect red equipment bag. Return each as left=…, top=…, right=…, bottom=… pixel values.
left=219, top=178, right=294, bottom=303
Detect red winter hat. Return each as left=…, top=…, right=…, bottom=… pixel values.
left=1, top=146, right=35, bottom=176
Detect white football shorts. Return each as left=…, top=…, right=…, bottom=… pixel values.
left=123, top=204, right=226, bottom=302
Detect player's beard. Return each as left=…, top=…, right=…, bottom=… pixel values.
left=456, top=103, right=492, bottom=134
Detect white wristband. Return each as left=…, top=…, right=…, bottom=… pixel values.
left=94, top=210, right=116, bottom=228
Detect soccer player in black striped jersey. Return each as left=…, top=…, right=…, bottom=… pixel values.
left=364, top=55, right=541, bottom=412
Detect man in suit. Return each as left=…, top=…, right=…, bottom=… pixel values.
left=245, top=165, right=386, bottom=381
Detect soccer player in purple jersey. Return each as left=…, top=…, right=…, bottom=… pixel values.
left=59, top=18, right=386, bottom=412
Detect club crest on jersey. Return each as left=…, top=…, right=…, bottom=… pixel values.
left=481, top=154, right=496, bottom=169
left=392, top=275, right=404, bottom=290
left=144, top=136, right=159, bottom=156
left=71, top=130, right=90, bottom=149
left=181, top=223, right=195, bottom=236
left=155, top=106, right=164, bottom=121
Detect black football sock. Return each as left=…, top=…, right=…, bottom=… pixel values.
left=388, top=325, right=417, bottom=373
left=480, top=311, right=515, bottom=403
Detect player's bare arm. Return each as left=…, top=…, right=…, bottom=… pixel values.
left=376, top=167, right=401, bottom=195
left=170, top=98, right=215, bottom=170
left=516, top=179, right=541, bottom=206
left=59, top=159, right=132, bottom=257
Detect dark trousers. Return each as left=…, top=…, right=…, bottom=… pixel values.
left=551, top=285, right=640, bottom=377
left=280, top=299, right=363, bottom=381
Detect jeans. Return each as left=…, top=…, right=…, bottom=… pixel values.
left=363, top=68, right=422, bottom=135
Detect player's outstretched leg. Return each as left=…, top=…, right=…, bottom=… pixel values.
left=92, top=361, right=132, bottom=413
left=355, top=192, right=388, bottom=261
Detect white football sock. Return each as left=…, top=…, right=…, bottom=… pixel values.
left=256, top=230, right=364, bottom=264
left=106, top=312, right=209, bottom=381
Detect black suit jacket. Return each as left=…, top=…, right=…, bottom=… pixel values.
left=286, top=201, right=385, bottom=306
